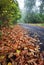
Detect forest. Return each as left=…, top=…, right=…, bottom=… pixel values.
left=18, top=0, right=44, bottom=23
left=0, top=0, right=44, bottom=26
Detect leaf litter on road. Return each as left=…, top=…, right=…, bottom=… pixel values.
left=0, top=25, right=44, bottom=65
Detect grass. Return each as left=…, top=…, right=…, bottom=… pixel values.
left=29, top=23, right=44, bottom=27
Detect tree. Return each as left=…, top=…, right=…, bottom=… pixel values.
left=39, top=0, right=44, bottom=15
left=0, top=0, right=21, bottom=26
left=24, top=0, right=36, bottom=23
left=23, top=0, right=44, bottom=23
left=39, top=0, right=44, bottom=23
left=24, top=0, right=36, bottom=13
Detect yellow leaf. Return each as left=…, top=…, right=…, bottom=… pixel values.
left=0, top=56, right=5, bottom=59
left=16, top=50, right=20, bottom=54
left=8, top=62, right=12, bottom=65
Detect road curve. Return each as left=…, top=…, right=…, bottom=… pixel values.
left=19, top=23, right=44, bottom=51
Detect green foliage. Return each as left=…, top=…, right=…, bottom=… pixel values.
left=29, top=14, right=43, bottom=23
left=0, top=0, right=21, bottom=25
left=0, top=31, right=2, bottom=40
left=0, top=20, right=3, bottom=25
left=24, top=13, right=44, bottom=23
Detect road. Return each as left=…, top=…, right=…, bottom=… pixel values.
left=19, top=24, right=44, bottom=51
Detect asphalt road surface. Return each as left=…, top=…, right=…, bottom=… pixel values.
left=19, top=24, right=44, bottom=51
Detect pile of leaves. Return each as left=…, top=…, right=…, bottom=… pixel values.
left=0, top=25, right=44, bottom=65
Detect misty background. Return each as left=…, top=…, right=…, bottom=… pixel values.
left=17, top=0, right=44, bottom=23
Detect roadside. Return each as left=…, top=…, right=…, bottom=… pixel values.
left=29, top=23, right=44, bottom=27
left=19, top=23, right=44, bottom=51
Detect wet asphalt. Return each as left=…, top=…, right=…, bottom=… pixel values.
left=19, top=24, right=44, bottom=51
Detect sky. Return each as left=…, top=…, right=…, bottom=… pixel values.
left=36, top=0, right=41, bottom=7
left=17, top=0, right=41, bottom=10
left=17, top=0, right=24, bottom=9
